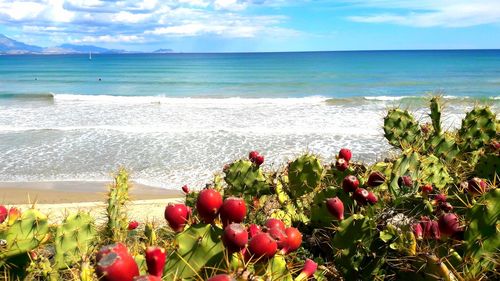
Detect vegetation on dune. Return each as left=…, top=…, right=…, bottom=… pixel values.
left=0, top=97, right=499, bottom=280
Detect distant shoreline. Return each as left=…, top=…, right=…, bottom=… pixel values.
left=1, top=48, right=499, bottom=56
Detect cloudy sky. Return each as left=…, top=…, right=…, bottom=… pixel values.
left=0, top=0, right=499, bottom=52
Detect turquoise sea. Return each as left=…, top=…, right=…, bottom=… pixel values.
left=0, top=50, right=498, bottom=189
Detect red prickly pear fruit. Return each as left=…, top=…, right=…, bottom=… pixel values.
left=430, top=220, right=441, bottom=240
left=420, top=217, right=440, bottom=240
left=296, top=259, right=318, bottom=281
left=254, top=155, right=264, bottom=167
left=335, top=158, right=348, bottom=171
left=283, top=227, right=302, bottom=254
left=367, top=171, right=385, bottom=187
left=0, top=205, right=7, bottom=224
left=326, top=197, right=344, bottom=220
left=265, top=218, right=286, bottom=232
left=342, top=175, right=359, bottom=193
left=366, top=191, right=378, bottom=205
left=398, top=175, right=413, bottom=188
left=338, top=148, right=352, bottom=162
left=196, top=189, right=223, bottom=224
left=438, top=213, right=461, bottom=237
left=207, top=274, right=235, bottom=281
left=353, top=188, right=369, bottom=205
left=145, top=246, right=166, bottom=277
left=133, top=275, right=162, bottom=281
left=433, top=194, right=447, bottom=205
left=181, top=185, right=190, bottom=194
left=220, top=197, right=246, bottom=226
left=438, top=202, right=454, bottom=213
left=164, top=203, right=190, bottom=232
left=128, top=220, right=139, bottom=231
left=222, top=223, right=248, bottom=253
left=249, top=151, right=260, bottom=162
left=7, top=207, right=21, bottom=225
left=268, top=227, right=288, bottom=249
left=248, top=233, right=278, bottom=260
left=248, top=224, right=262, bottom=238
left=467, top=177, right=487, bottom=195
left=96, top=243, right=129, bottom=262
left=421, top=184, right=433, bottom=194
left=412, top=223, right=423, bottom=240
left=96, top=251, right=139, bottom=281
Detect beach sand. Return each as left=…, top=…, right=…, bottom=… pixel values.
left=0, top=181, right=183, bottom=223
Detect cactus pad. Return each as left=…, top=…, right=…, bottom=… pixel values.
left=287, top=154, right=324, bottom=198
left=383, top=109, right=422, bottom=149
left=164, top=223, right=224, bottom=279
left=458, top=107, right=497, bottom=152
left=54, top=212, right=97, bottom=269
left=224, top=159, right=271, bottom=196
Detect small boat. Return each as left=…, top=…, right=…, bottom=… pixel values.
left=89, top=51, right=92, bottom=60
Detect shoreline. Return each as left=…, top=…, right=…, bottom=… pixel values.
left=0, top=180, right=182, bottom=205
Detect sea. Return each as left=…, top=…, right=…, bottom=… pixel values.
left=0, top=50, right=498, bottom=189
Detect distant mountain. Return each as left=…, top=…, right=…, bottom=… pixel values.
left=153, top=48, right=174, bottom=53
left=0, top=34, right=154, bottom=55
left=57, top=44, right=126, bottom=54
left=0, top=34, right=43, bottom=54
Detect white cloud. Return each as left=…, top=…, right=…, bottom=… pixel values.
left=346, top=0, right=500, bottom=27
left=0, top=0, right=299, bottom=45
left=214, top=0, right=247, bottom=11
left=71, top=34, right=145, bottom=43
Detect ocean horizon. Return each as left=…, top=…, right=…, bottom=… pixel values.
left=0, top=50, right=498, bottom=189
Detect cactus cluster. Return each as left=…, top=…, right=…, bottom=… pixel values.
left=0, top=96, right=498, bottom=280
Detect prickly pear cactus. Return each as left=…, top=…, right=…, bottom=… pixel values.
left=287, top=154, right=324, bottom=198
left=384, top=109, right=422, bottom=149
left=473, top=152, right=500, bottom=181
left=463, top=188, right=500, bottom=278
left=105, top=168, right=130, bottom=242
left=224, top=159, right=271, bottom=196
left=53, top=212, right=97, bottom=269
left=0, top=209, right=49, bottom=262
left=255, top=255, right=293, bottom=281
left=144, top=222, right=157, bottom=246
left=164, top=223, right=224, bottom=279
left=310, top=186, right=352, bottom=227
left=417, top=155, right=452, bottom=190
left=458, top=107, right=497, bottom=152
left=388, top=150, right=420, bottom=195
left=427, top=132, right=460, bottom=163
left=331, top=215, right=377, bottom=279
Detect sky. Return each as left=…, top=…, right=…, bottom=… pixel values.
left=0, top=0, right=499, bottom=52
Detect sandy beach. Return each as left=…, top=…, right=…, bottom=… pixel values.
left=0, top=181, right=183, bottom=223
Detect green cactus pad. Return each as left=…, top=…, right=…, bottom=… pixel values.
left=287, top=154, right=324, bottom=198
left=164, top=223, right=224, bottom=280
left=332, top=215, right=376, bottom=279
left=224, top=159, right=271, bottom=196
left=0, top=209, right=49, bottom=261
left=310, top=186, right=352, bottom=227
left=458, top=107, right=497, bottom=152
left=428, top=133, right=460, bottom=163
left=474, top=152, right=500, bottom=181
left=53, top=212, right=97, bottom=269
left=418, top=155, right=453, bottom=190
left=464, top=189, right=500, bottom=277
left=383, top=109, right=422, bottom=149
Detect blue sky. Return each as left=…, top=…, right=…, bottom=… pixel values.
left=0, top=0, right=499, bottom=52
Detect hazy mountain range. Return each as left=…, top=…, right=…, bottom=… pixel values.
left=0, top=34, right=172, bottom=54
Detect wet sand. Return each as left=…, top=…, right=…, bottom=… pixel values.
left=0, top=181, right=184, bottom=223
